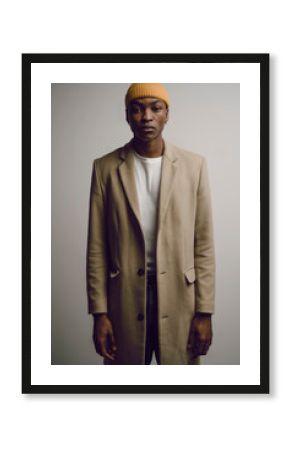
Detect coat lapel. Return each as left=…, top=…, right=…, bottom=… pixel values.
left=118, top=141, right=142, bottom=229
left=157, top=140, right=178, bottom=230
left=118, top=139, right=179, bottom=233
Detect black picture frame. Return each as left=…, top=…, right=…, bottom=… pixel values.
left=22, top=53, right=269, bottom=394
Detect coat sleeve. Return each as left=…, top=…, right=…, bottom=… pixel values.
left=86, top=159, right=109, bottom=314
left=194, top=156, right=216, bottom=314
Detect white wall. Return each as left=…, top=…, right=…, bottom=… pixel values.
left=4, top=2, right=288, bottom=450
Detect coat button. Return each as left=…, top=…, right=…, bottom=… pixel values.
left=137, top=268, right=145, bottom=276
left=137, top=313, right=144, bottom=321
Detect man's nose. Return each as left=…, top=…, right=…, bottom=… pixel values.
left=142, top=108, right=153, bottom=121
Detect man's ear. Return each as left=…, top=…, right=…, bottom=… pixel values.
left=165, top=107, right=169, bottom=123
left=125, top=108, right=129, bottom=123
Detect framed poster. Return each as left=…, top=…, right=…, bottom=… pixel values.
left=22, top=53, right=269, bottom=394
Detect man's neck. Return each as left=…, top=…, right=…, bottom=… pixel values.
left=132, top=136, right=164, bottom=158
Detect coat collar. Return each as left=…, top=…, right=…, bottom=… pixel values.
left=117, top=139, right=179, bottom=237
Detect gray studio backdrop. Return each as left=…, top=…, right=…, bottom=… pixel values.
left=51, top=83, right=240, bottom=365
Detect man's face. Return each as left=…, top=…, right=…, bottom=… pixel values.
left=126, top=97, right=169, bottom=142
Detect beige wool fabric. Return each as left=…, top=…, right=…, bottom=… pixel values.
left=86, top=139, right=215, bottom=365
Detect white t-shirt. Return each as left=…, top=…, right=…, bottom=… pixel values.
left=133, top=150, right=163, bottom=272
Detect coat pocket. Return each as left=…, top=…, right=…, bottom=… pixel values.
left=184, top=266, right=196, bottom=284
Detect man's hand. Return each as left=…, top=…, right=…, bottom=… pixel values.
left=187, top=313, right=213, bottom=358
left=93, top=314, right=117, bottom=361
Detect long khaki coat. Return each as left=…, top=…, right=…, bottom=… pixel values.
left=86, top=139, right=215, bottom=365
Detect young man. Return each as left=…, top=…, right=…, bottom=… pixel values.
left=86, top=83, right=215, bottom=365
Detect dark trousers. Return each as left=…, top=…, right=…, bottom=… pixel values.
left=145, top=271, right=160, bottom=365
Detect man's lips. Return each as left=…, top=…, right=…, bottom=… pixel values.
left=140, top=126, right=155, bottom=131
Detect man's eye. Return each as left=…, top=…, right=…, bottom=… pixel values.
left=153, top=106, right=162, bottom=112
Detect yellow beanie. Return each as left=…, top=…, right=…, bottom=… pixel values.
left=125, top=83, right=169, bottom=108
